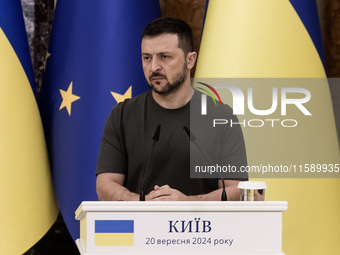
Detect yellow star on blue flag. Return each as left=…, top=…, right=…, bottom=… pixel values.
left=111, top=85, right=132, bottom=103
left=59, top=82, right=81, bottom=116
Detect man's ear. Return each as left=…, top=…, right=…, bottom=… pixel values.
left=187, top=52, right=197, bottom=69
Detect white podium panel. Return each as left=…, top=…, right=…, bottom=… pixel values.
left=75, top=201, right=287, bottom=255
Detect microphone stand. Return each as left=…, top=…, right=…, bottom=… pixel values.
left=183, top=126, right=227, bottom=201
left=140, top=125, right=161, bottom=201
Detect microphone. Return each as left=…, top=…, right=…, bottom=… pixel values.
left=183, top=126, right=227, bottom=201
left=140, top=124, right=161, bottom=201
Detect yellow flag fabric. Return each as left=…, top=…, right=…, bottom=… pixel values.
left=0, top=27, right=58, bottom=254
left=195, top=1, right=340, bottom=254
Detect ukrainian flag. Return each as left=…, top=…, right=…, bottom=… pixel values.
left=0, top=1, right=57, bottom=254
left=95, top=220, right=134, bottom=246
left=195, top=0, right=340, bottom=254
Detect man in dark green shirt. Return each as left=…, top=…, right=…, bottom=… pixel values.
left=96, top=17, right=247, bottom=201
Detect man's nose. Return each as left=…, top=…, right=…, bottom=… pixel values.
left=150, top=58, right=161, bottom=72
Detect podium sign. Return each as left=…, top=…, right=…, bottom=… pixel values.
left=75, top=201, right=287, bottom=255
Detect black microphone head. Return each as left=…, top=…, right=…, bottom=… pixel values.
left=153, top=125, right=161, bottom=141
left=183, top=126, right=196, bottom=141
left=183, top=126, right=190, bottom=140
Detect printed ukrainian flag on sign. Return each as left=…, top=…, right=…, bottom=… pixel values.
left=95, top=220, right=134, bottom=246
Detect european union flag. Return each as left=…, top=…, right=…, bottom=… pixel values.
left=39, top=1, right=160, bottom=241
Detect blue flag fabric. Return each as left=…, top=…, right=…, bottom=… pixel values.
left=289, top=0, right=325, bottom=65
left=0, top=0, right=35, bottom=89
left=40, top=1, right=160, bottom=240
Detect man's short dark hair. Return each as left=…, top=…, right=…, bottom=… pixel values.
left=142, top=17, right=194, bottom=56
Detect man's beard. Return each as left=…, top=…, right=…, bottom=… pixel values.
left=148, top=62, right=188, bottom=95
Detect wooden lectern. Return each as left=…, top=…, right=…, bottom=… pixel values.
left=75, top=201, right=287, bottom=255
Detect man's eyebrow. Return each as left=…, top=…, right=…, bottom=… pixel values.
left=158, top=51, right=172, bottom=55
left=142, top=51, right=172, bottom=55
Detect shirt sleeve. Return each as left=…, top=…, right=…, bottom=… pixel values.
left=219, top=105, right=248, bottom=180
left=96, top=103, right=127, bottom=176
